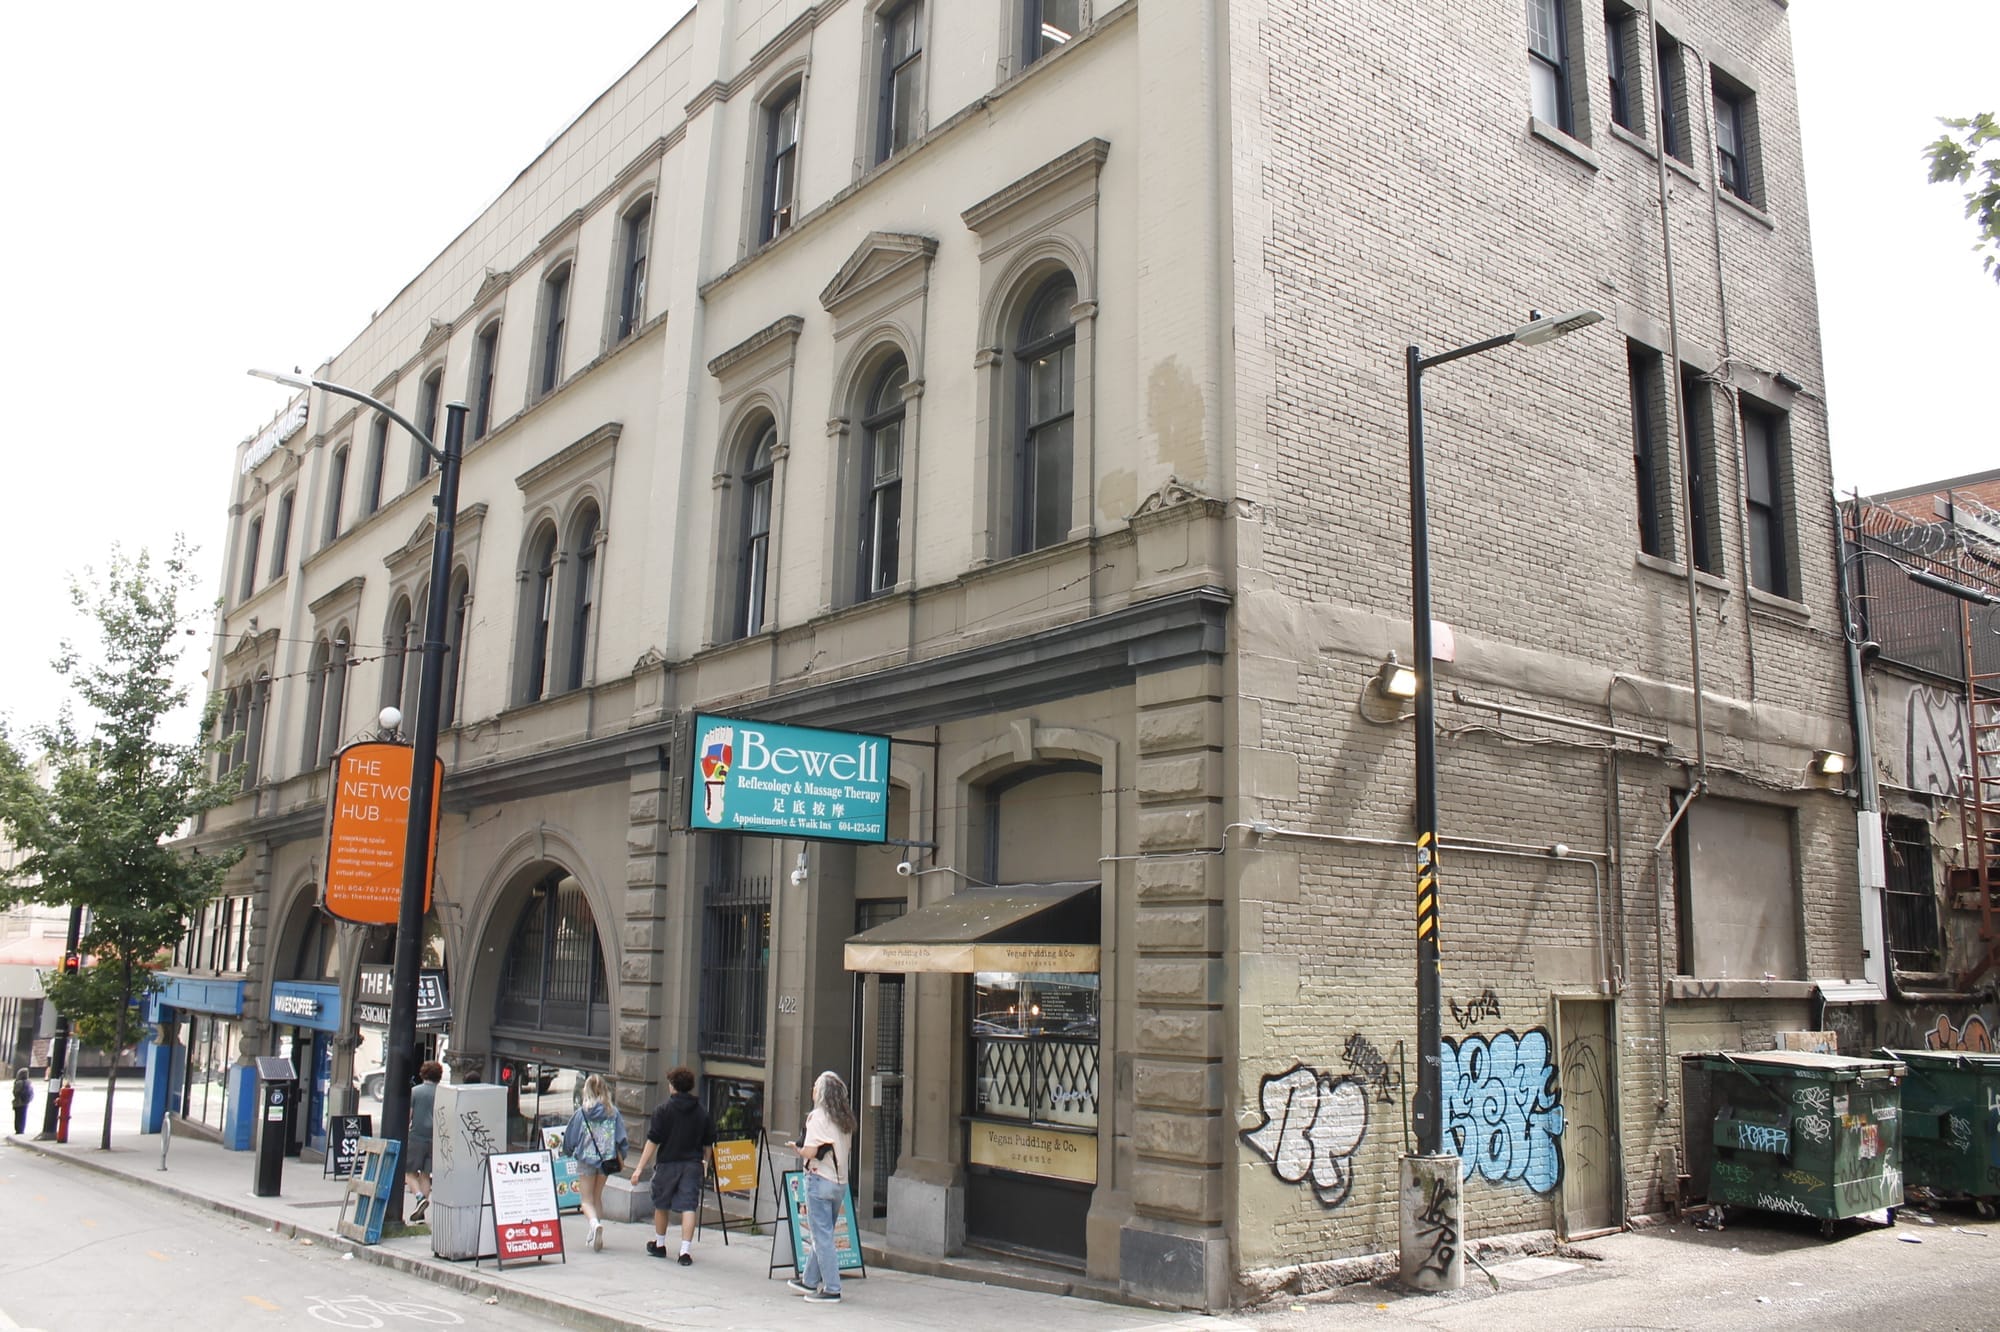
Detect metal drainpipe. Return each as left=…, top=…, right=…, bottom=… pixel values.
left=1833, top=495, right=1889, bottom=999
left=1653, top=786, right=1702, bottom=1105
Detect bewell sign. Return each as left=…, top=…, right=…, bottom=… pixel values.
left=321, top=741, right=443, bottom=925
left=688, top=714, right=889, bottom=844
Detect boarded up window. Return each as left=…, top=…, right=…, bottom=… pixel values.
left=1674, top=797, right=1799, bottom=979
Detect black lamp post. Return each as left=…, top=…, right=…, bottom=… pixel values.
left=250, top=369, right=464, bottom=1223
left=1402, top=309, right=1602, bottom=1156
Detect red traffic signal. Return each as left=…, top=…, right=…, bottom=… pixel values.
left=60, top=954, right=80, bottom=975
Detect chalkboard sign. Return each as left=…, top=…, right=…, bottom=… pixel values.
left=326, top=1114, right=374, bottom=1179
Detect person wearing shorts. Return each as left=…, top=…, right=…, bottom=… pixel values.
left=631, top=1066, right=715, bottom=1265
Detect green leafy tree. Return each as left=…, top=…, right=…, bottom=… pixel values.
left=1924, top=113, right=2000, bottom=282
left=0, top=543, right=242, bottom=1149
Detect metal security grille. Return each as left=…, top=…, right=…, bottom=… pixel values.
left=1884, top=814, right=1944, bottom=973
left=699, top=874, right=771, bottom=1060
left=1852, top=532, right=2000, bottom=683
left=875, top=976, right=905, bottom=1186
left=974, top=1036, right=1098, bottom=1128
left=496, top=874, right=610, bottom=1037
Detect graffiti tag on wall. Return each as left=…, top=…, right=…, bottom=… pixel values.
left=1441, top=1028, right=1565, bottom=1194
left=1241, top=1064, right=1369, bottom=1207
left=1925, top=1013, right=1994, bottom=1052
left=1450, top=989, right=1503, bottom=1031
left=1340, top=1033, right=1401, bottom=1104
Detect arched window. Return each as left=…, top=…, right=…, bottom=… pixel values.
left=471, top=322, right=501, bottom=440
left=244, top=672, right=269, bottom=786
left=737, top=424, right=776, bottom=640
left=381, top=596, right=414, bottom=714
left=301, top=637, right=331, bottom=770
left=216, top=689, right=239, bottom=778
left=760, top=87, right=802, bottom=244
left=564, top=504, right=599, bottom=693
left=270, top=490, right=295, bottom=577
left=615, top=200, right=650, bottom=342
left=538, top=264, right=572, bottom=396
left=414, top=370, right=443, bottom=481
left=1013, top=275, right=1077, bottom=554
left=239, top=516, right=263, bottom=602
left=362, top=417, right=389, bottom=514
left=519, top=524, right=559, bottom=703
left=228, top=686, right=249, bottom=773
left=324, top=445, right=350, bottom=543
left=495, top=871, right=609, bottom=1040
left=441, top=567, right=470, bottom=728
left=858, top=357, right=906, bottom=600
left=316, top=630, right=350, bottom=765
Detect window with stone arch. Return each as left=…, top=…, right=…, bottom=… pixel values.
left=559, top=500, right=600, bottom=693
left=852, top=352, right=908, bottom=602
left=300, top=629, right=350, bottom=771
left=515, top=520, right=560, bottom=704
left=440, top=565, right=471, bottom=728
left=381, top=593, right=418, bottom=722
left=723, top=417, right=778, bottom=641
left=1011, top=272, right=1078, bottom=555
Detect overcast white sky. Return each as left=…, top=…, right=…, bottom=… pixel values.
left=0, top=3, right=1990, bottom=739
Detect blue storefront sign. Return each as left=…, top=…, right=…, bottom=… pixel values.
left=154, top=974, right=247, bottom=1017
left=268, top=980, right=342, bottom=1034
left=690, top=714, right=889, bottom=843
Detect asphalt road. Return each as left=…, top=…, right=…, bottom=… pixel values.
left=0, top=1149, right=554, bottom=1332
left=1244, top=1206, right=2000, bottom=1331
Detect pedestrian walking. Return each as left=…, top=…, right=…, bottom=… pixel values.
left=406, top=1061, right=443, bottom=1220
left=11, top=1068, right=31, bottom=1135
left=632, top=1066, right=715, bottom=1265
left=560, top=1073, right=628, bottom=1252
left=784, top=1069, right=855, bottom=1304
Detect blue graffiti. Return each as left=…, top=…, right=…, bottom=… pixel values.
left=1442, top=1027, right=1565, bottom=1194
left=1736, top=1122, right=1791, bottom=1154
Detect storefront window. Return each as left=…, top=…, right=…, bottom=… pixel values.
left=705, top=1076, right=765, bottom=1140
left=972, top=972, right=1099, bottom=1129
left=182, top=1015, right=240, bottom=1136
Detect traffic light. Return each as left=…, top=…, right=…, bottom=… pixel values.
left=60, top=954, right=80, bottom=976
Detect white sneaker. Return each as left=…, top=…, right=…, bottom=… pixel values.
left=588, top=1222, right=604, bottom=1252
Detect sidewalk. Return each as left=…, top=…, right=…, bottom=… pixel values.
left=5, top=1085, right=1238, bottom=1332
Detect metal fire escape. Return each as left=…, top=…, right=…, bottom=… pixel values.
left=1954, top=563, right=2000, bottom=988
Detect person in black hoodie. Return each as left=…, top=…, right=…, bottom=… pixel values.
left=632, top=1066, right=715, bottom=1264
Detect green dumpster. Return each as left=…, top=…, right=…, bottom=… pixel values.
left=1882, top=1048, right=2000, bottom=1214
left=1695, top=1050, right=1904, bottom=1234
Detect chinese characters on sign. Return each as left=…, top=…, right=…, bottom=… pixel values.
left=688, top=715, right=889, bottom=844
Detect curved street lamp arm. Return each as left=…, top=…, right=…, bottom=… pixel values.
left=247, top=369, right=444, bottom=467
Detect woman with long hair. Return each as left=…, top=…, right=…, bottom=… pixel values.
left=785, top=1070, right=856, bottom=1302
left=560, top=1073, right=627, bottom=1251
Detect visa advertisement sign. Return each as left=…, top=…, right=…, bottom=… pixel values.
left=690, top=714, right=889, bottom=844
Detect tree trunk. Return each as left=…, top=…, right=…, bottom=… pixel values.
left=102, top=954, right=132, bottom=1151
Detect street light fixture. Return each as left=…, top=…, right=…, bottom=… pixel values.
left=1398, top=308, right=1602, bottom=1289
left=250, top=367, right=465, bottom=1225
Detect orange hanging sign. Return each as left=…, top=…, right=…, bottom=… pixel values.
left=322, top=742, right=442, bottom=925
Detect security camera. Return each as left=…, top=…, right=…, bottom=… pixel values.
left=895, top=860, right=915, bottom=877
left=790, top=867, right=808, bottom=886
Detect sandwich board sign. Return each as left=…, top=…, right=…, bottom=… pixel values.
left=483, top=1150, right=565, bottom=1268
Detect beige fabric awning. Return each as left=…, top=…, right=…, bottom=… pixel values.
left=844, top=883, right=1100, bottom=974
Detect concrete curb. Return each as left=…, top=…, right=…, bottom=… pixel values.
left=5, top=1135, right=662, bottom=1332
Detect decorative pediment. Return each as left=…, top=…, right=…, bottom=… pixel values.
left=474, top=266, right=513, bottom=306
left=225, top=625, right=279, bottom=666
left=308, top=576, right=367, bottom=619
left=708, top=316, right=805, bottom=381
left=420, top=318, right=454, bottom=355
left=1130, top=475, right=1221, bottom=518
left=386, top=502, right=488, bottom=582
left=820, top=232, right=938, bottom=316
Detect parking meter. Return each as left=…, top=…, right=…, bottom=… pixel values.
left=253, top=1057, right=296, bottom=1197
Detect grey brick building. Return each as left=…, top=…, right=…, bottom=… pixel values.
left=165, top=0, right=1860, bottom=1309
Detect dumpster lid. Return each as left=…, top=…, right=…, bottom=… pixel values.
left=1880, top=1047, right=2000, bottom=1069
left=1690, top=1049, right=1905, bottom=1078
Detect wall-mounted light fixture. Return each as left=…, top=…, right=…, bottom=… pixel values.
left=1358, top=652, right=1420, bottom=724
left=1811, top=750, right=1851, bottom=778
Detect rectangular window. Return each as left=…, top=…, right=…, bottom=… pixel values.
left=867, top=430, right=902, bottom=597
left=1741, top=400, right=1790, bottom=596
left=1673, top=796, right=1799, bottom=979
left=1527, top=0, right=1572, bottom=132
left=1626, top=342, right=1668, bottom=558
left=1679, top=366, right=1717, bottom=574
left=699, top=846, right=771, bottom=1062
left=616, top=204, right=650, bottom=342
left=878, top=2, right=923, bottom=163
left=1883, top=814, right=1943, bottom=974
left=1024, top=0, right=1080, bottom=67
left=763, top=92, right=801, bottom=244
left=539, top=268, right=570, bottom=396
left=973, top=971, right=1100, bottom=1130
left=471, top=324, right=500, bottom=439
left=1656, top=31, right=1687, bottom=160
left=324, top=447, right=349, bottom=543
left=1712, top=76, right=1756, bottom=203
left=1605, top=6, right=1637, bottom=130
left=269, top=492, right=293, bottom=578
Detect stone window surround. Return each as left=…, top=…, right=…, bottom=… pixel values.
left=706, top=317, right=804, bottom=646
left=854, top=0, right=933, bottom=176
left=301, top=576, right=365, bottom=775
left=511, top=425, right=620, bottom=703
left=819, top=232, right=937, bottom=611
left=744, top=57, right=812, bottom=259
left=219, top=627, right=279, bottom=788
left=996, top=0, right=1098, bottom=84
left=963, top=139, right=1108, bottom=567
left=382, top=502, right=488, bottom=726
left=603, top=183, right=660, bottom=356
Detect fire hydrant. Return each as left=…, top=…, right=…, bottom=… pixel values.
left=55, top=1084, right=74, bottom=1143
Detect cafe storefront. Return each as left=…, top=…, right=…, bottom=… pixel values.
left=267, top=980, right=340, bottom=1154
left=845, top=883, right=1101, bottom=1267
left=145, top=974, right=253, bottom=1149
